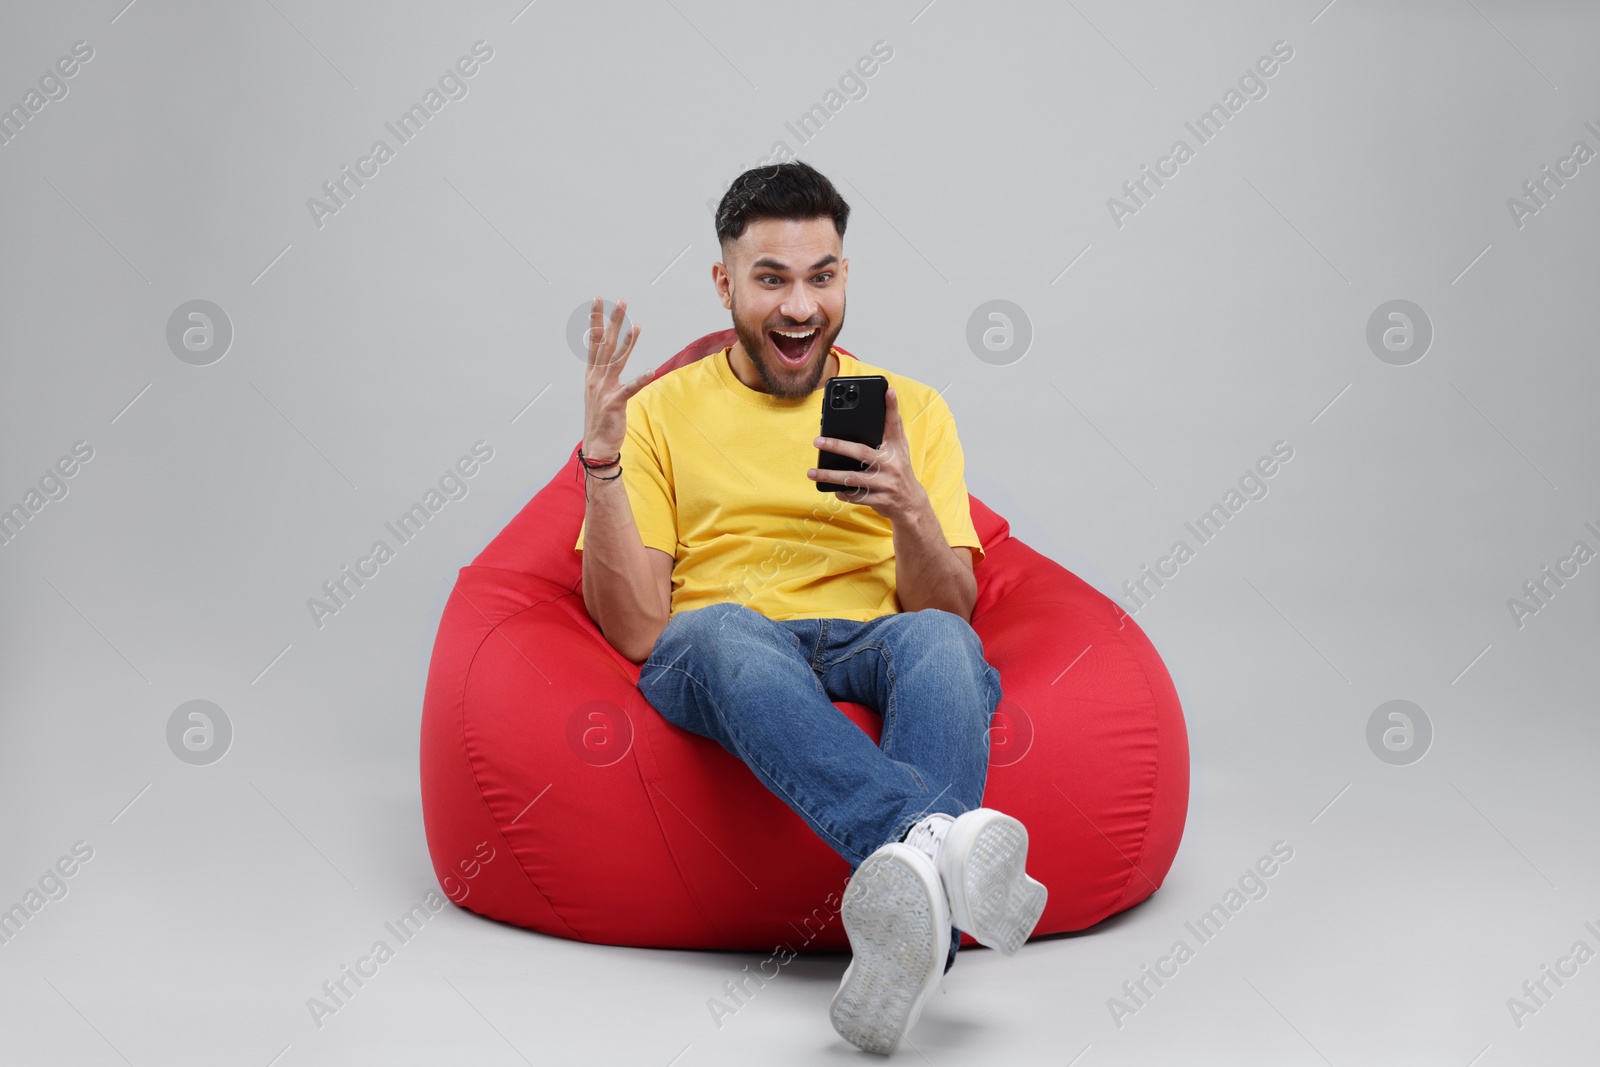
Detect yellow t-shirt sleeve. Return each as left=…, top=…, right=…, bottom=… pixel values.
left=918, top=394, right=985, bottom=565
left=574, top=398, right=677, bottom=556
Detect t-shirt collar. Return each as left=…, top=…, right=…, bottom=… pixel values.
left=711, top=345, right=844, bottom=410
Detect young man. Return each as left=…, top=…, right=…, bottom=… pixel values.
left=573, top=161, right=1046, bottom=1055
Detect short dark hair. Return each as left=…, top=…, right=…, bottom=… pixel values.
left=714, top=160, right=851, bottom=253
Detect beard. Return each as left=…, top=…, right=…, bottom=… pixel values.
left=730, top=290, right=846, bottom=399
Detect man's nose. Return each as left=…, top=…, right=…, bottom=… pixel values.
left=780, top=283, right=817, bottom=324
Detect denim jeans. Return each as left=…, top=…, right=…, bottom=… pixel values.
left=637, top=601, right=1004, bottom=973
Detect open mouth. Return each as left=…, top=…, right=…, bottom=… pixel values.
left=768, top=326, right=820, bottom=367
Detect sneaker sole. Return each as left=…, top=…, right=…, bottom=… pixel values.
left=943, top=812, right=1048, bottom=955
left=830, top=844, right=949, bottom=1056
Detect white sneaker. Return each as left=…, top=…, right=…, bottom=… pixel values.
left=904, top=808, right=1047, bottom=956
left=829, top=842, right=951, bottom=1056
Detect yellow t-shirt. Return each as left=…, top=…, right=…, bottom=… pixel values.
left=575, top=346, right=983, bottom=622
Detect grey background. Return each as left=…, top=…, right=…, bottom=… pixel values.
left=2, top=0, right=1596, bottom=1063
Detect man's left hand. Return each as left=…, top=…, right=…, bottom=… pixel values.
left=808, top=386, right=929, bottom=523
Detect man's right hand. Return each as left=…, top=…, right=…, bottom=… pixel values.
left=583, top=296, right=652, bottom=460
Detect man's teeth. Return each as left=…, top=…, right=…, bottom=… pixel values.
left=770, top=327, right=818, bottom=363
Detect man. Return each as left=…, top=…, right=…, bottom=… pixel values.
left=573, top=161, right=1046, bottom=1055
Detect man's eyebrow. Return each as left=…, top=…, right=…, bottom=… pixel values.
left=748, top=254, right=839, bottom=274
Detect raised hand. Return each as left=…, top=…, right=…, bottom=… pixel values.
left=582, top=297, right=650, bottom=457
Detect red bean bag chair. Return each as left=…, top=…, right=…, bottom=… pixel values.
left=420, top=329, right=1188, bottom=952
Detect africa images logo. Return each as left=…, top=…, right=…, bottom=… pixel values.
left=1106, top=40, right=1295, bottom=229
left=305, top=41, right=494, bottom=230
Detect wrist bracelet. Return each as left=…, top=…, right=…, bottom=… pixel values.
left=577, top=447, right=619, bottom=485
left=579, top=446, right=621, bottom=469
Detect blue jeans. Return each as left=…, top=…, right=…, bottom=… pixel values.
left=637, top=601, right=1004, bottom=974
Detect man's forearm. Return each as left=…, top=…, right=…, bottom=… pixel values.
left=891, top=501, right=976, bottom=620
left=582, top=472, right=667, bottom=662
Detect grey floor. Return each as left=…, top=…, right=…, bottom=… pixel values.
left=3, top=0, right=1597, bottom=1063
left=4, top=615, right=1595, bottom=1066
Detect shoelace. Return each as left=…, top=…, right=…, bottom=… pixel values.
left=903, top=813, right=955, bottom=865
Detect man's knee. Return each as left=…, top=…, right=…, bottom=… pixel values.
left=898, top=609, right=998, bottom=698
left=641, top=606, right=741, bottom=709
left=899, top=608, right=982, bottom=657
left=648, top=602, right=771, bottom=666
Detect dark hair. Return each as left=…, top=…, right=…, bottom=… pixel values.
left=714, top=160, right=851, bottom=251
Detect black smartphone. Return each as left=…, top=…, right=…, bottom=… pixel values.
left=816, top=375, right=888, bottom=492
